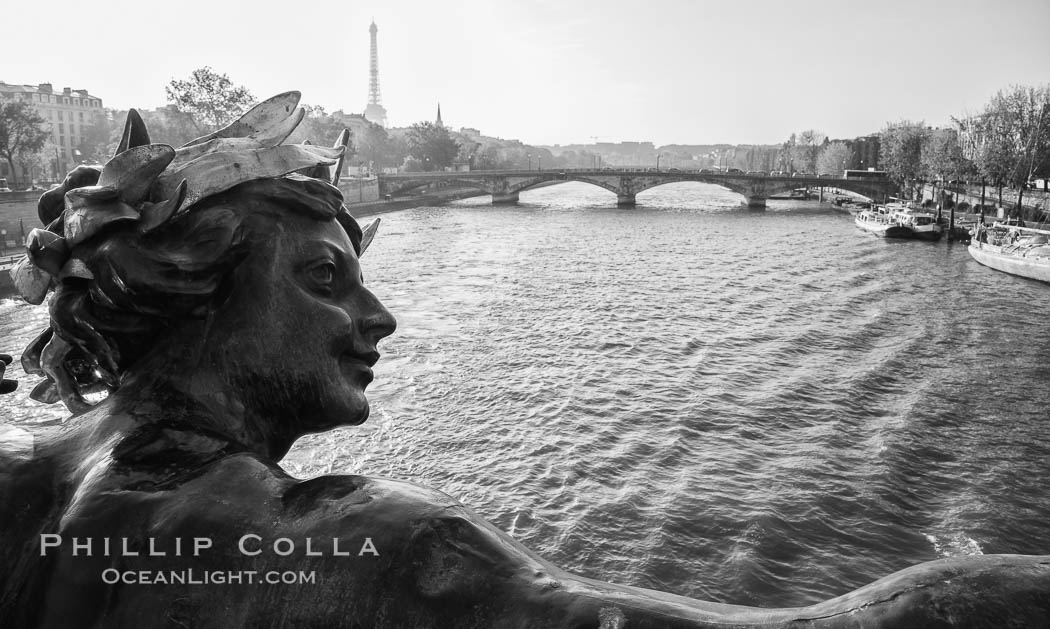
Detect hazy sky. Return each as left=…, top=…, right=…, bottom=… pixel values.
left=5, top=0, right=1048, bottom=146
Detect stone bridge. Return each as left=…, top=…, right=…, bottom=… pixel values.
left=378, top=169, right=897, bottom=209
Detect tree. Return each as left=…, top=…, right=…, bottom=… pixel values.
left=816, top=141, right=853, bottom=175
left=165, top=67, right=255, bottom=135
left=788, top=129, right=826, bottom=173
left=406, top=122, right=460, bottom=171
left=357, top=124, right=407, bottom=172
left=960, top=85, right=1050, bottom=214
left=17, top=138, right=57, bottom=184
left=0, top=97, right=50, bottom=185
left=920, top=128, right=973, bottom=183
left=78, top=114, right=120, bottom=164
left=473, top=144, right=502, bottom=170
left=286, top=105, right=352, bottom=150
left=879, top=121, right=929, bottom=198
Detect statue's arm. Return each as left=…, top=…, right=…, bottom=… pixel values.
left=24, top=455, right=1050, bottom=629
left=277, top=475, right=1050, bottom=628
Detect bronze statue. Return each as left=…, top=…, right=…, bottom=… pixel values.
left=1, top=93, right=1048, bottom=628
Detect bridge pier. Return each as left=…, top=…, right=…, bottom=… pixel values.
left=746, top=195, right=766, bottom=209
left=492, top=191, right=519, bottom=204
left=617, top=193, right=636, bottom=207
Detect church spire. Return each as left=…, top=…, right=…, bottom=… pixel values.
left=436, top=102, right=443, bottom=127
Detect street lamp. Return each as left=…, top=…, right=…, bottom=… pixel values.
left=657, top=154, right=661, bottom=169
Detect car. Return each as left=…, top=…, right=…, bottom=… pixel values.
left=746, top=170, right=768, bottom=176
left=726, top=168, right=743, bottom=174
left=699, top=168, right=718, bottom=174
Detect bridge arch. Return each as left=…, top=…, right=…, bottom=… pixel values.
left=510, top=176, right=620, bottom=197
left=632, top=177, right=887, bottom=204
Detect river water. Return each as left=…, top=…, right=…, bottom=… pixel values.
left=2, top=182, right=1049, bottom=608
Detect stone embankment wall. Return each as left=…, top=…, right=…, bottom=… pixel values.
left=919, top=182, right=1050, bottom=220
left=346, top=187, right=484, bottom=218
left=337, top=177, right=380, bottom=205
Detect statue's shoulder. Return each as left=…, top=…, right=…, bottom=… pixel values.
left=280, top=472, right=462, bottom=520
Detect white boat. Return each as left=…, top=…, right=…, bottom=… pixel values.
left=854, top=205, right=896, bottom=236
left=968, top=223, right=1050, bottom=283
left=855, top=204, right=943, bottom=241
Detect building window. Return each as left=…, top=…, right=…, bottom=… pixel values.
left=60, top=137, right=65, bottom=146
left=78, top=112, right=84, bottom=122
left=59, top=123, right=64, bottom=134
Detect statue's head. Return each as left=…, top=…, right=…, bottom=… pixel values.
left=15, top=92, right=396, bottom=430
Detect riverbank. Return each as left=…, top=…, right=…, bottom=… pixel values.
left=345, top=186, right=484, bottom=219
left=918, top=182, right=1049, bottom=220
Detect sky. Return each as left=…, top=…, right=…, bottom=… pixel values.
left=4, top=0, right=1048, bottom=147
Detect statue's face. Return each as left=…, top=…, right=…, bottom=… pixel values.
left=207, top=210, right=396, bottom=434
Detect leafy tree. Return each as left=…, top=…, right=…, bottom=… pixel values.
left=406, top=121, right=460, bottom=171
left=788, top=129, right=826, bottom=173
left=78, top=115, right=119, bottom=163
left=357, top=124, right=407, bottom=172
left=960, top=85, right=1050, bottom=213
left=286, top=105, right=352, bottom=151
left=0, top=97, right=50, bottom=185
left=879, top=121, right=929, bottom=198
left=106, top=107, right=200, bottom=150
left=456, top=140, right=482, bottom=169
left=473, top=144, right=502, bottom=170
left=165, top=67, right=255, bottom=135
left=17, top=138, right=57, bottom=184
left=920, top=128, right=973, bottom=183
left=816, top=141, right=853, bottom=175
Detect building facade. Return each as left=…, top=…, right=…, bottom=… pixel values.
left=848, top=135, right=881, bottom=172
left=0, top=82, right=105, bottom=185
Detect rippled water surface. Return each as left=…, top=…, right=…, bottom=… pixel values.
left=3, top=182, right=1049, bottom=607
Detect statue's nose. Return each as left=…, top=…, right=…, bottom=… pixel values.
left=359, top=291, right=396, bottom=342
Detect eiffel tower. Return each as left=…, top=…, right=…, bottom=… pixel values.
left=363, top=20, right=388, bottom=127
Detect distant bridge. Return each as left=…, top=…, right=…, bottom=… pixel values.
left=377, top=169, right=898, bottom=209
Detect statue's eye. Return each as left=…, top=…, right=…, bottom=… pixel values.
left=307, top=262, right=336, bottom=288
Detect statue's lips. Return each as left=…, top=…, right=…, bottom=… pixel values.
left=340, top=353, right=377, bottom=384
